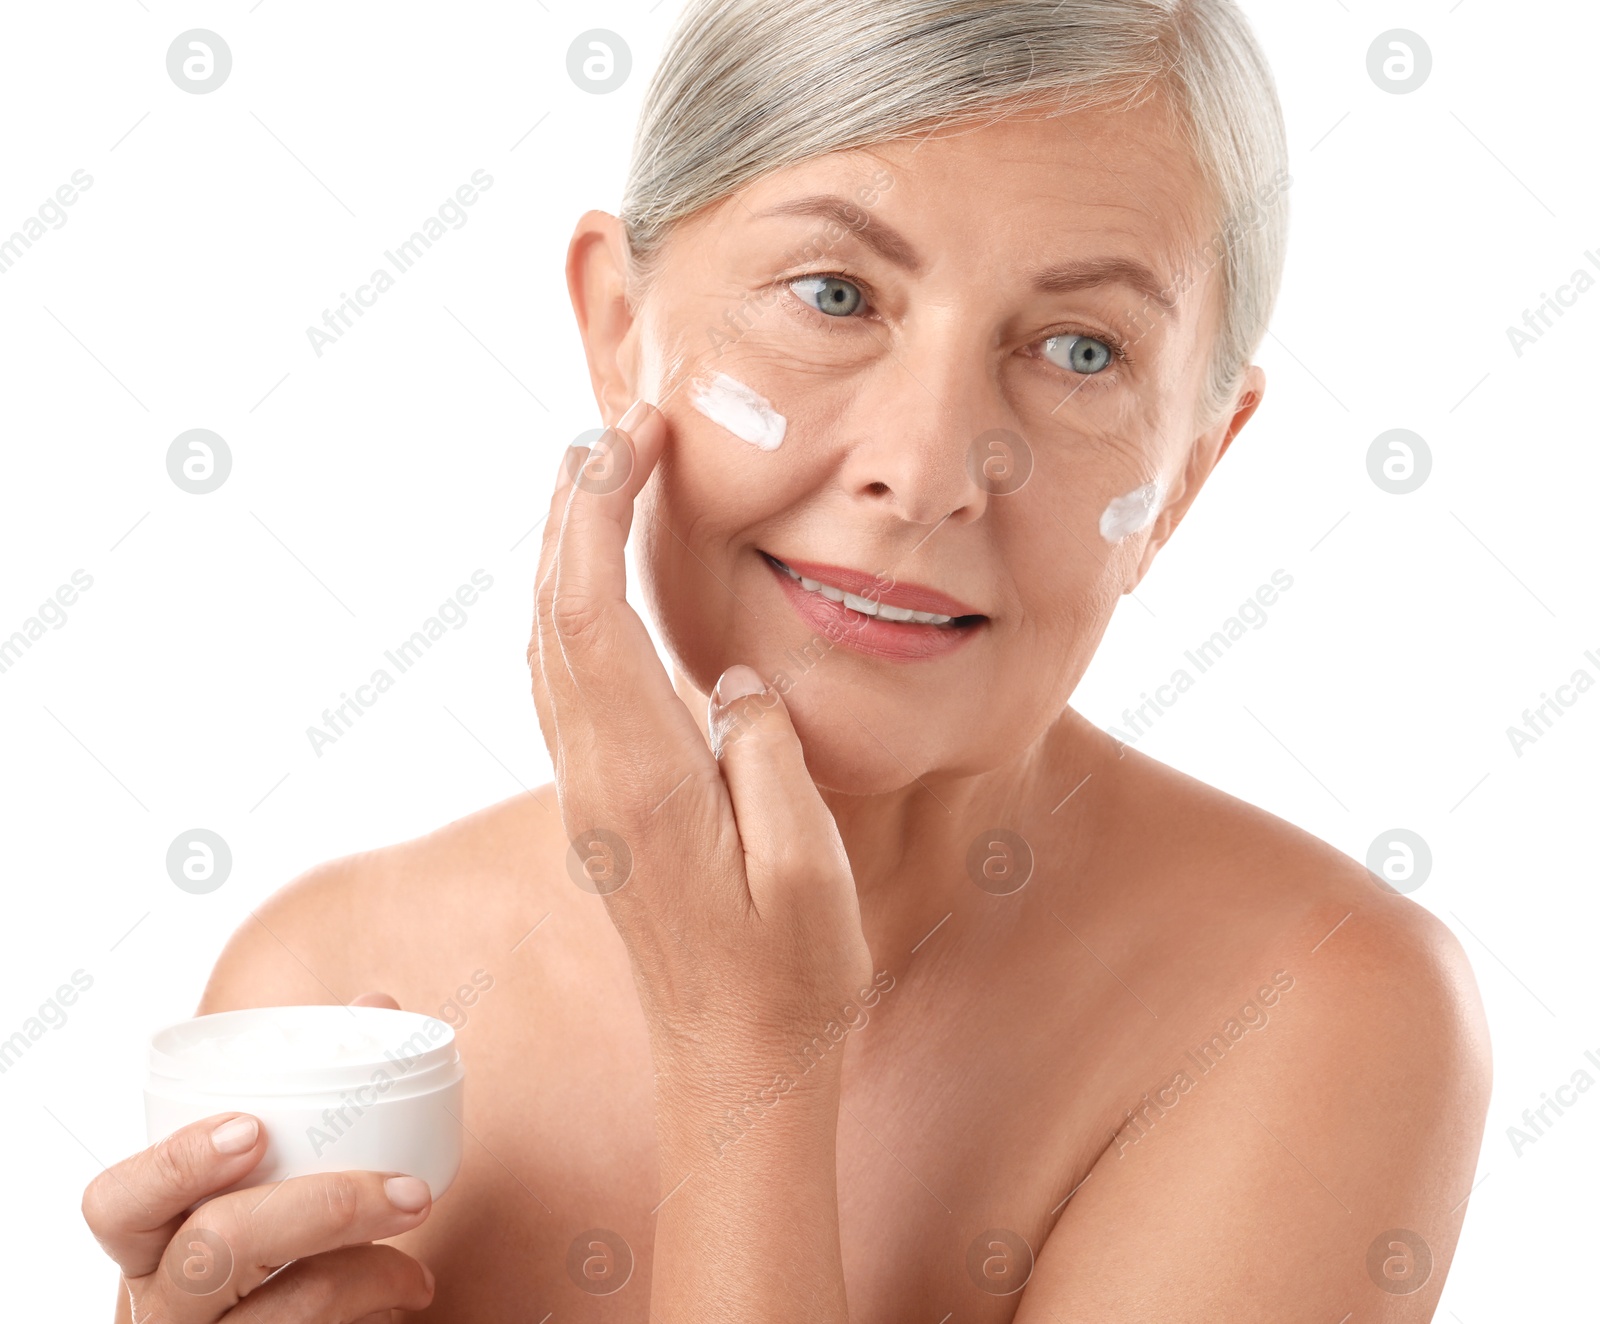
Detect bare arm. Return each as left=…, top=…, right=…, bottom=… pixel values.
left=1013, top=901, right=1491, bottom=1321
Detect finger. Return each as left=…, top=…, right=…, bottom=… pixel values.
left=532, top=439, right=583, bottom=673
left=541, top=406, right=702, bottom=751
left=540, top=405, right=673, bottom=731
left=216, top=1244, right=433, bottom=1323
left=540, top=405, right=745, bottom=923
left=82, top=1111, right=267, bottom=1280
left=531, top=442, right=584, bottom=768
left=539, top=403, right=723, bottom=844
left=349, top=991, right=400, bottom=1010
left=555, top=402, right=659, bottom=596
left=136, top=1171, right=434, bottom=1320
left=709, top=665, right=856, bottom=916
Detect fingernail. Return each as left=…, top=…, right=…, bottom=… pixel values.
left=421, top=1263, right=436, bottom=1294
left=559, top=444, right=584, bottom=483
left=619, top=398, right=651, bottom=433
left=210, top=1115, right=259, bottom=1154
left=713, top=664, right=766, bottom=707
left=385, top=1175, right=432, bottom=1212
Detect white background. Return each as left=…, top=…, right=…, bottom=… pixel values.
left=1, top=1, right=1594, bottom=1318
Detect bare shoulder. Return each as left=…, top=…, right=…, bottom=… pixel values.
left=196, top=788, right=574, bottom=1015
left=1017, top=739, right=1493, bottom=1316
left=1097, top=736, right=1492, bottom=1096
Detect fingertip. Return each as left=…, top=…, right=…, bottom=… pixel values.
left=564, top=401, right=664, bottom=510
left=617, top=400, right=667, bottom=466
left=708, top=665, right=790, bottom=760
left=209, top=1113, right=261, bottom=1155
left=384, top=1175, right=433, bottom=1213
left=618, top=397, right=660, bottom=437
left=713, top=664, right=767, bottom=708
left=349, top=991, right=401, bottom=1010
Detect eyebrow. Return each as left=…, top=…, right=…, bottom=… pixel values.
left=1035, top=255, right=1178, bottom=314
left=753, top=194, right=1178, bottom=314
left=755, top=195, right=924, bottom=270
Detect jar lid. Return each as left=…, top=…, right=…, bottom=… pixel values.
left=148, top=1005, right=460, bottom=1098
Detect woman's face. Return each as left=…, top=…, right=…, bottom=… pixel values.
left=577, top=95, right=1263, bottom=795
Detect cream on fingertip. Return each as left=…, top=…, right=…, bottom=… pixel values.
left=714, top=664, right=767, bottom=706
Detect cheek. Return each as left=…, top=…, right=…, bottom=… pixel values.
left=635, top=492, right=726, bottom=698
left=1042, top=390, right=1175, bottom=547
left=1098, top=478, right=1167, bottom=542
left=996, top=465, right=1143, bottom=685
left=634, top=454, right=779, bottom=694
left=687, top=371, right=788, bottom=451
left=653, top=341, right=861, bottom=529
left=1014, top=526, right=1126, bottom=658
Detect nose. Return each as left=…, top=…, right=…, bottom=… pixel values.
left=835, top=335, right=999, bottom=529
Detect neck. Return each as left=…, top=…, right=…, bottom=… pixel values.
left=671, top=666, right=1106, bottom=963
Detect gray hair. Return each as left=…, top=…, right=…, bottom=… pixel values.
left=620, top=0, right=1290, bottom=427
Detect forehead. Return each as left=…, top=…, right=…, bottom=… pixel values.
left=718, top=94, right=1217, bottom=286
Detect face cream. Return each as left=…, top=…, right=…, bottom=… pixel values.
left=145, top=1004, right=464, bottom=1200
left=1099, top=479, right=1167, bottom=543
left=689, top=371, right=787, bottom=451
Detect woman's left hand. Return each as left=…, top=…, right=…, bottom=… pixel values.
left=528, top=399, right=874, bottom=1095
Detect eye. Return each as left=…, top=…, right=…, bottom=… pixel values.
left=1042, top=333, right=1117, bottom=376
left=789, top=274, right=864, bottom=318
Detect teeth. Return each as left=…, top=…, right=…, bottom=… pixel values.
left=769, top=555, right=956, bottom=625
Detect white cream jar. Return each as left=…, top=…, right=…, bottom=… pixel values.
left=145, top=1005, right=464, bottom=1199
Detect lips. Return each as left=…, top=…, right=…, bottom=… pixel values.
left=759, top=552, right=986, bottom=621
left=759, top=550, right=988, bottom=663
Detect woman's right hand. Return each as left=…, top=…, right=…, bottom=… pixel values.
left=81, top=1110, right=437, bottom=1322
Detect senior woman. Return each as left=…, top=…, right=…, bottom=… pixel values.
left=83, top=0, right=1490, bottom=1319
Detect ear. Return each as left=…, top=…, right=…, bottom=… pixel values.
left=566, top=210, right=641, bottom=429
left=1125, top=364, right=1267, bottom=593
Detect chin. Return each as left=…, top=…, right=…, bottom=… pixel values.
left=789, top=723, right=928, bottom=797
left=776, top=678, right=1004, bottom=797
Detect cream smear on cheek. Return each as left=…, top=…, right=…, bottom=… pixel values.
left=1099, top=480, right=1167, bottom=543
left=688, top=372, right=787, bottom=451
